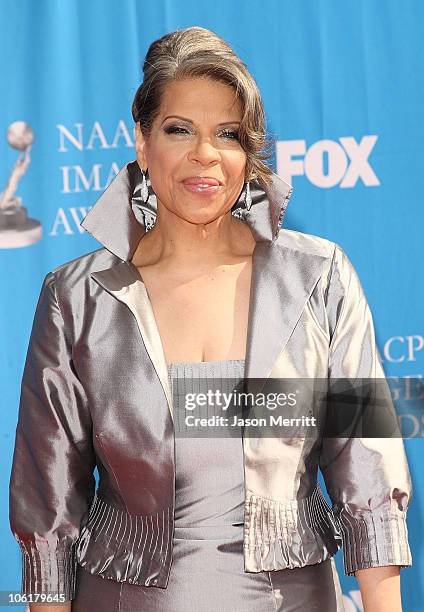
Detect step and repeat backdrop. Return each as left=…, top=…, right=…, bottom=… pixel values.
left=1, top=1, right=423, bottom=610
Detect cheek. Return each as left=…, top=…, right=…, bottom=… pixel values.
left=222, top=151, right=247, bottom=183
left=146, top=145, right=183, bottom=189
left=148, top=145, right=178, bottom=169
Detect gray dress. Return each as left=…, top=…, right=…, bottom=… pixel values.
left=74, top=359, right=345, bottom=611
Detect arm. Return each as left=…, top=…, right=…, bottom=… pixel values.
left=356, top=566, right=402, bottom=612
left=319, top=245, right=412, bottom=610
left=9, top=272, right=96, bottom=603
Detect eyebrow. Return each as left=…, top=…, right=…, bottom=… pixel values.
left=161, top=115, right=241, bottom=126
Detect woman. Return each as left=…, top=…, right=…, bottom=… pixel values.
left=9, top=27, right=412, bottom=612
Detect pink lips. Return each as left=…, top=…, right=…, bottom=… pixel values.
left=182, top=176, right=221, bottom=195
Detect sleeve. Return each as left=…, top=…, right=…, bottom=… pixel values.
left=9, top=271, right=96, bottom=600
left=319, top=244, right=413, bottom=576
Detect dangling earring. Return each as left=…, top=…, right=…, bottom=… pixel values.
left=140, top=168, right=149, bottom=203
left=244, top=180, right=252, bottom=211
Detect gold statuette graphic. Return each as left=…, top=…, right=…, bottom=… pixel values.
left=0, top=121, right=42, bottom=248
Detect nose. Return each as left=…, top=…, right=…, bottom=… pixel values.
left=187, top=138, right=221, bottom=166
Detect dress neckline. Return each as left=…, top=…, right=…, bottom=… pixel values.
left=167, top=358, right=246, bottom=367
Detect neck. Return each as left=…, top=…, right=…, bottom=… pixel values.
left=131, top=200, right=256, bottom=269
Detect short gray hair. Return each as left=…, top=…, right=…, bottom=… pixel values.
left=132, top=26, right=273, bottom=185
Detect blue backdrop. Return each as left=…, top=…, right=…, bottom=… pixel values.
left=1, top=1, right=423, bottom=609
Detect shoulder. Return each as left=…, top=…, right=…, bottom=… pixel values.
left=42, top=247, right=120, bottom=304
left=51, top=246, right=117, bottom=279
left=275, top=228, right=357, bottom=274
left=275, top=228, right=362, bottom=295
left=275, top=228, right=337, bottom=259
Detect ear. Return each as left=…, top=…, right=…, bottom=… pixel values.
left=134, top=122, right=148, bottom=171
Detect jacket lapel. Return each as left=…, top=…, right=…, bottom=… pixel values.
left=81, top=162, right=146, bottom=261
left=90, top=261, right=174, bottom=420
left=245, top=240, right=328, bottom=391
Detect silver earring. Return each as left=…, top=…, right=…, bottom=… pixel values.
left=244, top=181, right=252, bottom=211
left=140, top=169, right=149, bottom=203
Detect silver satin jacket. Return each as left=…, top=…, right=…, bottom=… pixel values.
left=9, top=160, right=413, bottom=600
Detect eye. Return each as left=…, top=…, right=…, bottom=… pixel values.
left=219, top=128, right=239, bottom=140
left=164, top=125, right=191, bottom=136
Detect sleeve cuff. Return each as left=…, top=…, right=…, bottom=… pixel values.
left=19, top=542, right=77, bottom=601
left=337, top=504, right=413, bottom=576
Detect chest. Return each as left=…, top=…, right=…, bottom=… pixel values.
left=134, top=259, right=253, bottom=363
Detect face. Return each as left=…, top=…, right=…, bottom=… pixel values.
left=135, top=77, right=247, bottom=224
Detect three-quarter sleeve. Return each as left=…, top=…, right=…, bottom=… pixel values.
left=9, top=271, right=96, bottom=600
left=319, top=244, right=413, bottom=575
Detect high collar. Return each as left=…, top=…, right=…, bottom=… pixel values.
left=80, top=160, right=293, bottom=260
